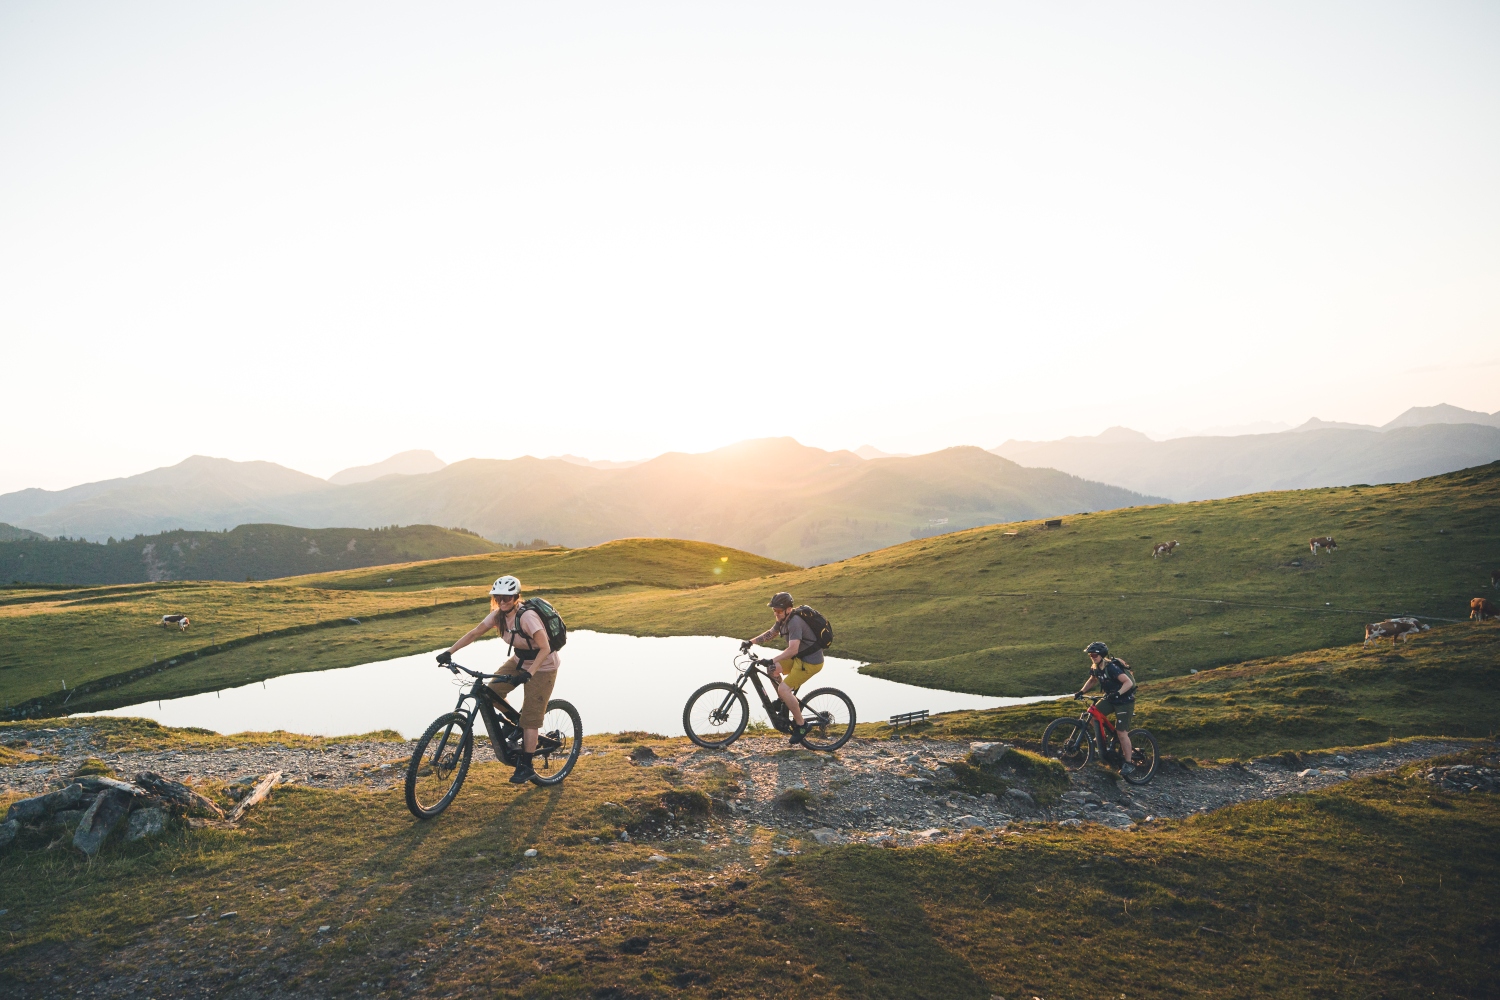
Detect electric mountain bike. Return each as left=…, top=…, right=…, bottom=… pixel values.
left=404, top=660, right=583, bottom=818
left=1040, top=696, right=1157, bottom=785
left=682, top=650, right=855, bottom=752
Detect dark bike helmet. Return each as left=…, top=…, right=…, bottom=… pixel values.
left=1084, top=641, right=1109, bottom=657
left=768, top=592, right=795, bottom=610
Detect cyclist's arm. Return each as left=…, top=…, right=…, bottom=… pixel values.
left=1078, top=675, right=1099, bottom=695
left=527, top=625, right=551, bottom=666
left=771, top=637, right=801, bottom=665
left=447, top=609, right=501, bottom=656
left=1115, top=672, right=1134, bottom=696
left=747, top=625, right=778, bottom=646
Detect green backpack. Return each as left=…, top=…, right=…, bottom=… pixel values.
left=505, top=598, right=567, bottom=660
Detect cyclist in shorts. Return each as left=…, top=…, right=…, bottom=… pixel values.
left=742, top=592, right=820, bottom=745
left=437, top=575, right=559, bottom=785
left=1075, top=640, right=1137, bottom=776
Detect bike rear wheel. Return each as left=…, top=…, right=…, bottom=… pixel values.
left=1123, top=728, right=1157, bottom=785
left=406, top=712, right=473, bottom=818
left=1041, top=718, right=1092, bottom=771
left=798, top=687, right=856, bottom=751
left=531, top=699, right=583, bottom=786
left=683, top=681, right=750, bottom=749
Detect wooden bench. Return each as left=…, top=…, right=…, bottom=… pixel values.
left=888, top=709, right=929, bottom=729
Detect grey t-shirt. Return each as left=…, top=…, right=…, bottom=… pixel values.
left=779, top=614, right=825, bottom=664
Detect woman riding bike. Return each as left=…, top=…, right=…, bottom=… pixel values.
left=1075, top=640, right=1137, bottom=777
left=438, top=575, right=560, bottom=784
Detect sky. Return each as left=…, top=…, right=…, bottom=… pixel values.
left=2, top=1, right=1498, bottom=493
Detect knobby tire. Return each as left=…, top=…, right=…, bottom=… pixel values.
left=406, top=712, right=473, bottom=819
left=683, top=681, right=751, bottom=749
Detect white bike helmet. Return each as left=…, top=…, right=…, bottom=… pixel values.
left=490, top=575, right=521, bottom=597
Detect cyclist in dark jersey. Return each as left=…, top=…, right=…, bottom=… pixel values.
left=1075, top=641, right=1136, bottom=776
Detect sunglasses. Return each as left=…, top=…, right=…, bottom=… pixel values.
left=493, top=594, right=519, bottom=603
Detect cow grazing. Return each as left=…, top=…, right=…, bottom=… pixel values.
left=1364, top=617, right=1428, bottom=646
left=1310, top=537, right=1337, bottom=554
left=1152, top=540, right=1179, bottom=558
left=159, top=614, right=190, bottom=631
left=1473, top=598, right=1497, bottom=622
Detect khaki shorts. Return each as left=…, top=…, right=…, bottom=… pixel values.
left=1105, top=700, right=1135, bottom=733
left=487, top=667, right=557, bottom=729
left=779, top=657, right=823, bottom=693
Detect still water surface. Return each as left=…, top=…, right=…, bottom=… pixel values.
left=87, top=631, right=1064, bottom=738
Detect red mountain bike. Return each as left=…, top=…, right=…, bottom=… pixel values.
left=1041, top=696, right=1157, bottom=785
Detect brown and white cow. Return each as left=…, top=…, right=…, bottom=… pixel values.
left=1473, top=598, right=1497, bottom=622
left=1152, top=540, right=1178, bottom=558
left=160, top=613, right=190, bottom=631
left=1310, top=536, right=1337, bottom=554
left=1364, top=617, right=1428, bottom=646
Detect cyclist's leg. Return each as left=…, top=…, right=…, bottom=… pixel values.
left=783, top=658, right=822, bottom=694
left=516, top=669, right=558, bottom=752
left=1112, top=702, right=1135, bottom=760
left=771, top=660, right=806, bottom=726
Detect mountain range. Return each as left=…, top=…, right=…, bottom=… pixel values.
left=993, top=405, right=1500, bottom=502
left=0, top=439, right=1160, bottom=566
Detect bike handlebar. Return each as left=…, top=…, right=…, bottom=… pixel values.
left=439, top=659, right=530, bottom=685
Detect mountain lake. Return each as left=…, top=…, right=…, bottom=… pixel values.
left=82, top=631, right=1064, bottom=738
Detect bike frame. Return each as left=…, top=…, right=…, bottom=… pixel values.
left=734, top=656, right=797, bottom=731
left=448, top=669, right=561, bottom=763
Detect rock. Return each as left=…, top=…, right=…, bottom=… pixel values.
left=72, top=788, right=134, bottom=856
left=78, top=776, right=144, bottom=796
left=1297, top=768, right=1321, bottom=778
left=1003, top=788, right=1035, bottom=807
left=648, top=854, right=668, bottom=863
left=969, top=742, right=1011, bottom=766
left=125, top=807, right=169, bottom=843
left=1058, top=818, right=1084, bottom=828
left=912, top=829, right=945, bottom=842
left=619, top=935, right=651, bottom=955
left=811, top=828, right=840, bottom=845
left=903, top=778, right=933, bottom=789
left=524, top=848, right=539, bottom=858
left=318, top=925, right=331, bottom=934
left=0, top=818, right=19, bottom=850
left=628, top=746, right=658, bottom=763
left=218, top=911, right=237, bottom=920
left=954, top=815, right=985, bottom=829
left=134, top=772, right=224, bottom=819
left=5, top=782, right=83, bottom=823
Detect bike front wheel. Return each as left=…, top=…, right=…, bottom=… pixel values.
left=1123, top=728, right=1157, bottom=785
left=406, top=712, right=474, bottom=819
left=531, top=699, right=583, bottom=786
left=683, top=681, right=751, bottom=749
left=798, top=687, right=856, bottom=751
left=1041, top=718, right=1092, bottom=771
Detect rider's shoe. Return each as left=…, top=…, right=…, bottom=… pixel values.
left=509, top=752, right=536, bottom=784
left=1121, top=762, right=1136, bottom=776
left=788, top=722, right=809, bottom=746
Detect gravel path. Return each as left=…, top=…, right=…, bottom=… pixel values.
left=2, top=726, right=1476, bottom=847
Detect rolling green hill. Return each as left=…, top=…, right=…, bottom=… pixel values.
left=0, top=523, right=45, bottom=543
left=0, top=524, right=502, bottom=586
left=0, top=538, right=795, bottom=717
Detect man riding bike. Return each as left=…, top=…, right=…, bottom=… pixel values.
left=742, top=591, right=821, bottom=745
left=437, top=575, right=560, bottom=785
left=1075, top=640, right=1136, bottom=776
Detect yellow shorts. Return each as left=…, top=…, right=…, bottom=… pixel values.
left=779, top=657, right=823, bottom=692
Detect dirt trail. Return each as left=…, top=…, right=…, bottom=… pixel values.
left=2, top=726, right=1478, bottom=846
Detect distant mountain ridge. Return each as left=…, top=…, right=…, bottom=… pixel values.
left=994, top=413, right=1500, bottom=501
left=0, top=439, right=1162, bottom=565
left=328, top=450, right=447, bottom=485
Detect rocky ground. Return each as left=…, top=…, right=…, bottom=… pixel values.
left=1, top=726, right=1477, bottom=848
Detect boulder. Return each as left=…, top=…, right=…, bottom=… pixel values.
left=135, top=772, right=224, bottom=819
left=0, top=818, right=19, bottom=850
left=72, top=788, right=134, bottom=856
left=811, top=828, right=841, bottom=845
left=5, top=782, right=84, bottom=823
left=52, top=809, right=86, bottom=830
left=1002, top=788, right=1035, bottom=807
left=954, top=815, right=986, bottom=829
left=78, top=775, right=144, bottom=796
left=125, top=807, right=169, bottom=844
left=969, top=742, right=1012, bottom=766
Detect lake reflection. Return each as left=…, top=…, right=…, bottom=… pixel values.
left=86, top=631, right=1064, bottom=739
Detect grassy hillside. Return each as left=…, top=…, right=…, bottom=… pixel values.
left=0, top=523, right=502, bottom=586
left=0, top=539, right=794, bottom=718
left=912, top=620, right=1500, bottom=760
left=0, top=523, right=45, bottom=543
left=4, top=463, right=1495, bottom=717
left=570, top=460, right=1500, bottom=695
left=1, top=738, right=1494, bottom=997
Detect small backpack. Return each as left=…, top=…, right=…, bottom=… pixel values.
left=1100, top=656, right=1137, bottom=698
left=506, top=598, right=567, bottom=659
left=789, top=605, right=833, bottom=654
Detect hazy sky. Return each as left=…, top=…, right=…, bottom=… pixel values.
left=3, top=1, right=1498, bottom=492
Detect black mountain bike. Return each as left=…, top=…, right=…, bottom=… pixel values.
left=1040, top=695, right=1157, bottom=785
left=682, top=650, right=855, bottom=752
left=405, top=660, right=583, bottom=818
